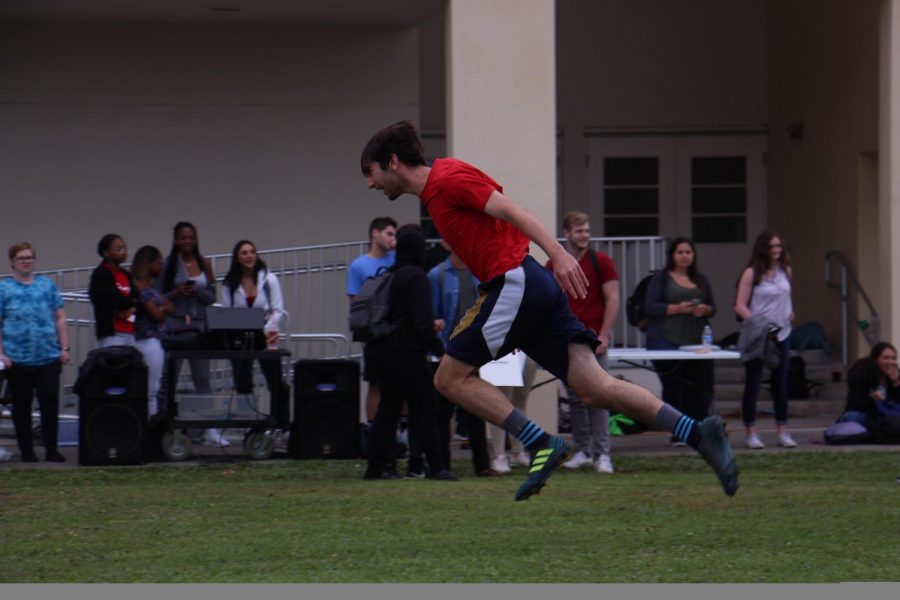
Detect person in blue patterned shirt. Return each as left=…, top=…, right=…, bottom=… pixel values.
left=0, top=242, right=71, bottom=463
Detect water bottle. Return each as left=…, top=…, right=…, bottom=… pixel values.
left=702, top=324, right=713, bottom=350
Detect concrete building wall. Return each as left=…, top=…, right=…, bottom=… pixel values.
left=767, top=0, right=881, bottom=360
left=0, top=21, right=422, bottom=269
left=556, top=0, right=768, bottom=215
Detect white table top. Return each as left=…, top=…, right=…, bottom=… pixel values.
left=608, top=347, right=741, bottom=362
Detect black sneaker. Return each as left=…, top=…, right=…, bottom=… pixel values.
left=697, top=416, right=739, bottom=497
left=428, top=470, right=458, bottom=481
left=45, top=450, right=66, bottom=463
left=405, top=470, right=426, bottom=479
left=514, top=435, right=570, bottom=501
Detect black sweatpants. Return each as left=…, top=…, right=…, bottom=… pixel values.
left=9, top=361, right=62, bottom=455
left=366, top=353, right=442, bottom=477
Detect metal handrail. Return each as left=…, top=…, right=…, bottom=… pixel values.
left=824, top=250, right=879, bottom=366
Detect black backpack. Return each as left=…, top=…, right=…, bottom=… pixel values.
left=626, top=272, right=656, bottom=331
left=348, top=269, right=399, bottom=343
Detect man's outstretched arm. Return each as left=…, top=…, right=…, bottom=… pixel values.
left=484, top=190, right=588, bottom=299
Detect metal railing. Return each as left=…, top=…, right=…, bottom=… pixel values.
left=824, top=250, right=880, bottom=366
left=5, top=236, right=664, bottom=396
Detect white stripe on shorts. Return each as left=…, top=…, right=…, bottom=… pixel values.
left=481, top=265, right=525, bottom=358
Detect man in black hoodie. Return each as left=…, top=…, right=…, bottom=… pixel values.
left=363, top=224, right=455, bottom=481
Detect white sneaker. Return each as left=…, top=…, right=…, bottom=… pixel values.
left=511, top=451, right=531, bottom=468
left=562, top=450, right=591, bottom=469
left=203, top=429, right=230, bottom=448
left=777, top=432, right=798, bottom=448
left=745, top=433, right=765, bottom=449
left=491, top=454, right=511, bottom=474
left=595, top=454, right=614, bottom=474
left=0, top=447, right=13, bottom=462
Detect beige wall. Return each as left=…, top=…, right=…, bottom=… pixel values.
left=446, top=0, right=557, bottom=248
left=0, top=21, right=422, bottom=270
left=880, top=0, right=900, bottom=346
left=768, top=0, right=881, bottom=360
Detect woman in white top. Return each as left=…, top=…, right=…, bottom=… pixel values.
left=734, top=230, right=796, bottom=449
left=220, top=240, right=285, bottom=396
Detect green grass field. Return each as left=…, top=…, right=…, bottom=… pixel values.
left=1, top=451, right=898, bottom=583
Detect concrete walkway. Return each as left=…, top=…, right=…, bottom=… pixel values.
left=2, top=412, right=897, bottom=471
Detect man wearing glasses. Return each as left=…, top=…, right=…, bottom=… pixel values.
left=0, top=242, right=70, bottom=462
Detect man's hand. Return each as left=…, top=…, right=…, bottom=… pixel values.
left=434, top=319, right=445, bottom=333
left=550, top=250, right=589, bottom=300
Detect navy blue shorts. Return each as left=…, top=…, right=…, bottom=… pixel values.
left=445, top=255, right=598, bottom=385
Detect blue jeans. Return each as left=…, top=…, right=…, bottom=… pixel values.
left=742, top=338, right=790, bottom=426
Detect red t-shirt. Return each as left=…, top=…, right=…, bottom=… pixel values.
left=546, top=251, right=619, bottom=333
left=420, top=158, right=530, bottom=282
left=106, top=264, right=135, bottom=335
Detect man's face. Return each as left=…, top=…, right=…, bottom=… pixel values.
left=11, top=249, right=36, bottom=277
left=564, top=222, right=591, bottom=252
left=372, top=226, right=397, bottom=252
left=364, top=159, right=403, bottom=201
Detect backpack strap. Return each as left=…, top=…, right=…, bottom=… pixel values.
left=586, top=249, right=603, bottom=284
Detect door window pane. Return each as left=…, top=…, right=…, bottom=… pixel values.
left=691, top=157, right=747, bottom=243
left=605, top=217, right=659, bottom=237
left=604, top=157, right=659, bottom=236
left=692, top=216, right=746, bottom=243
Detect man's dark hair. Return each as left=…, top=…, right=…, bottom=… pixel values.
left=368, top=216, right=398, bottom=239
left=360, top=120, right=427, bottom=174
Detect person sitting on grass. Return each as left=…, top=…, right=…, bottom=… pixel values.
left=840, top=342, right=900, bottom=426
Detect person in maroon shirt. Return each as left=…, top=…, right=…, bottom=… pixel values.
left=360, top=120, right=738, bottom=501
left=548, top=212, right=618, bottom=474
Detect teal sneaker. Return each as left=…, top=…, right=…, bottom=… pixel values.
left=697, top=416, right=739, bottom=497
left=514, top=436, right=571, bottom=501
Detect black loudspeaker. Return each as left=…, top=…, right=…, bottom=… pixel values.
left=290, top=359, right=360, bottom=459
left=76, top=346, right=148, bottom=466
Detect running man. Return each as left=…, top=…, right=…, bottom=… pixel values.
left=360, top=121, right=738, bottom=501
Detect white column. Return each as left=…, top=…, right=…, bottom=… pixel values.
left=880, top=0, right=900, bottom=343
left=446, top=0, right=558, bottom=432
left=445, top=0, right=557, bottom=250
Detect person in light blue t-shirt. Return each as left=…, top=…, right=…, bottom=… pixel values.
left=347, top=217, right=397, bottom=432
left=0, top=242, right=71, bottom=463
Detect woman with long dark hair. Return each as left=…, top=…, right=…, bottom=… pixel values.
left=131, top=245, right=173, bottom=417
left=734, top=230, right=795, bottom=449
left=643, top=237, right=717, bottom=442
left=841, top=342, right=900, bottom=426
left=157, top=221, right=222, bottom=445
left=220, top=239, right=285, bottom=396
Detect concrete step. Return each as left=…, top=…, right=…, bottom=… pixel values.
left=713, top=396, right=844, bottom=420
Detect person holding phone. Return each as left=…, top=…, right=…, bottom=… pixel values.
left=643, top=237, right=717, bottom=441
left=158, top=221, right=222, bottom=446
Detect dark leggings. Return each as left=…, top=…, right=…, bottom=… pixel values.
left=742, top=338, right=790, bottom=426
left=648, top=337, right=713, bottom=421
left=9, top=362, right=62, bottom=455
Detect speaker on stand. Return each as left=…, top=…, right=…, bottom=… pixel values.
left=76, top=346, right=148, bottom=466
left=290, top=359, right=360, bottom=459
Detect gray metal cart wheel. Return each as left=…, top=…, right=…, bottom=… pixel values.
left=244, top=429, right=275, bottom=460
left=161, top=429, right=193, bottom=461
